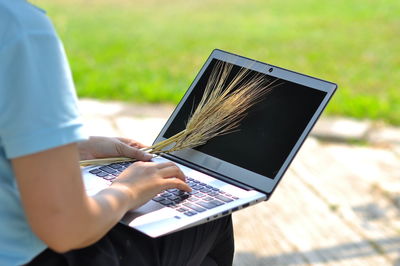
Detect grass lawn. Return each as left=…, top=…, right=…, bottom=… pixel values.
left=34, top=0, right=400, bottom=125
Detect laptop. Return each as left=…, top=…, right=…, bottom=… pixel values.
left=81, top=49, right=337, bottom=237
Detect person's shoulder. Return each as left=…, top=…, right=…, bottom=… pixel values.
left=0, top=0, right=54, bottom=48
left=0, top=0, right=51, bottom=30
left=0, top=0, right=21, bottom=28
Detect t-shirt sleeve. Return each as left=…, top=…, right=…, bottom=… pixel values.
left=0, top=18, right=88, bottom=159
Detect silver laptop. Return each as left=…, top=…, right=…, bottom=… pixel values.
left=82, top=49, right=337, bottom=237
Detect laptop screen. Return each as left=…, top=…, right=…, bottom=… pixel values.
left=163, top=58, right=327, bottom=179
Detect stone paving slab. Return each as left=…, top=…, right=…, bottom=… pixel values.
left=78, top=99, right=400, bottom=266
left=233, top=137, right=399, bottom=266
left=367, top=126, right=400, bottom=145
left=311, top=117, right=372, bottom=142
left=311, top=116, right=400, bottom=149
left=79, top=99, right=173, bottom=145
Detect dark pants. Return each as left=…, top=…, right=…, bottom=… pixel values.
left=26, top=215, right=234, bottom=266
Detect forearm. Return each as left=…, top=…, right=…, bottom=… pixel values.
left=61, top=185, right=133, bottom=250
left=12, top=143, right=133, bottom=253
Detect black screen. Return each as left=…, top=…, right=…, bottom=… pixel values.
left=164, top=59, right=326, bottom=179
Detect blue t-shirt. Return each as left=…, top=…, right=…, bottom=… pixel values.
left=0, top=0, right=87, bottom=264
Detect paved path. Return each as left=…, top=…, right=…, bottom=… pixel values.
left=79, top=99, right=400, bottom=266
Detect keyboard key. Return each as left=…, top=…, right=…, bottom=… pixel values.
left=108, top=163, right=124, bottom=170
left=209, top=200, right=224, bottom=206
left=159, top=199, right=173, bottom=206
left=200, top=188, right=211, bottom=193
left=214, top=195, right=233, bottom=203
left=95, top=172, right=109, bottom=177
left=196, top=201, right=218, bottom=209
left=203, top=197, right=214, bottom=202
left=187, top=197, right=199, bottom=202
left=192, top=185, right=203, bottom=190
left=89, top=168, right=102, bottom=174
left=152, top=196, right=164, bottom=202
left=184, top=211, right=197, bottom=216
left=167, top=195, right=180, bottom=201
left=194, top=193, right=206, bottom=198
left=183, top=203, right=206, bottom=213
left=173, top=190, right=186, bottom=196
left=99, top=166, right=117, bottom=174
left=179, top=194, right=190, bottom=200
left=176, top=208, right=189, bottom=213
left=103, top=175, right=116, bottom=181
left=173, top=198, right=183, bottom=204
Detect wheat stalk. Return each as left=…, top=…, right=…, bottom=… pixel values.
left=80, top=61, right=281, bottom=167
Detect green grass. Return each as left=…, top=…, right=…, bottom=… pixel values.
left=34, top=0, right=400, bottom=125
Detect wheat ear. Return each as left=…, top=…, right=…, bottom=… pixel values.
left=80, top=61, right=281, bottom=166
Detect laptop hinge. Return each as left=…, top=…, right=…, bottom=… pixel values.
left=160, top=154, right=257, bottom=192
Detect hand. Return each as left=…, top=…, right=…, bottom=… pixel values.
left=111, top=161, right=192, bottom=210
left=78, top=136, right=152, bottom=161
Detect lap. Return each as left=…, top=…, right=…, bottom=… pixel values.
left=26, top=215, right=234, bottom=266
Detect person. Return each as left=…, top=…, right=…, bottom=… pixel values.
left=0, top=1, right=234, bottom=265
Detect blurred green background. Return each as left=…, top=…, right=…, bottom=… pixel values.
left=34, top=0, right=400, bottom=125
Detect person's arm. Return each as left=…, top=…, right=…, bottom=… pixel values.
left=12, top=143, right=190, bottom=253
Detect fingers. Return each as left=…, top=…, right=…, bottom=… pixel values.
left=126, top=161, right=191, bottom=193
left=162, top=178, right=192, bottom=192
left=156, top=163, right=192, bottom=192
left=154, top=162, right=176, bottom=169
left=157, top=164, right=186, bottom=182
left=117, top=137, right=148, bottom=149
left=117, top=142, right=152, bottom=161
left=135, top=161, right=191, bottom=191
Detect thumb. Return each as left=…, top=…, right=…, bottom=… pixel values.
left=117, top=142, right=153, bottom=161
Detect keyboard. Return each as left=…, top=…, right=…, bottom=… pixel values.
left=88, top=161, right=133, bottom=181
left=88, top=161, right=239, bottom=217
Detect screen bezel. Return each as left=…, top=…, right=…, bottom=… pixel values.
left=153, top=49, right=337, bottom=194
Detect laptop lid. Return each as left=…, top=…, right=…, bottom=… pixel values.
left=153, top=49, right=337, bottom=195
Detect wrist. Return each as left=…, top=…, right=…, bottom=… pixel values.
left=77, top=137, right=95, bottom=160
left=109, top=182, right=136, bottom=210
